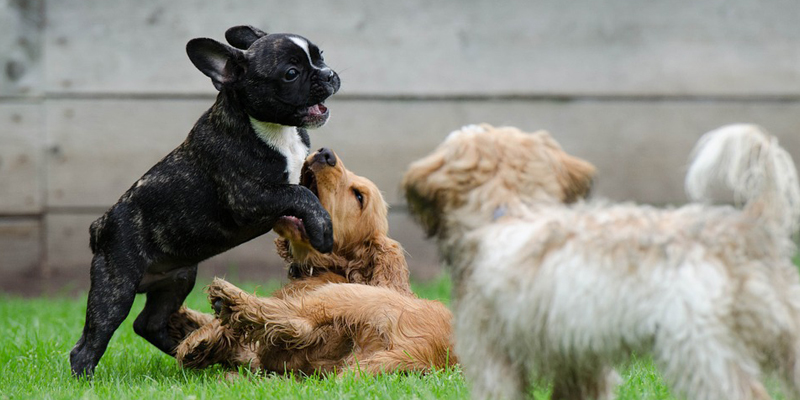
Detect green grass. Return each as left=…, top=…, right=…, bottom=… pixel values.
left=2, top=265, right=799, bottom=400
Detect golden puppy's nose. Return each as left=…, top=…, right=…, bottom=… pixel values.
left=314, top=148, right=337, bottom=167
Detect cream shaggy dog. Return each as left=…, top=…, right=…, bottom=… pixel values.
left=402, top=123, right=800, bottom=400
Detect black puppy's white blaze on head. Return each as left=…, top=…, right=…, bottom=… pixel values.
left=282, top=35, right=335, bottom=128
left=288, top=35, right=334, bottom=82
left=288, top=36, right=324, bottom=71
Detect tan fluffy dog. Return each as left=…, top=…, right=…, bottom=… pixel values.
left=169, top=148, right=455, bottom=375
left=403, top=123, right=800, bottom=400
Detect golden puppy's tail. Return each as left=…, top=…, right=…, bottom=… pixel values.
left=686, top=124, right=800, bottom=236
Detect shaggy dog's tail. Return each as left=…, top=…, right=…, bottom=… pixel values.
left=686, top=123, right=800, bottom=237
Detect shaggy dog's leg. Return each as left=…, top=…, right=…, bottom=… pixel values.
left=783, top=341, right=800, bottom=399
left=654, top=334, right=770, bottom=400
left=452, top=298, right=529, bottom=400
left=770, top=283, right=800, bottom=398
left=466, top=350, right=528, bottom=400
left=551, top=367, right=620, bottom=400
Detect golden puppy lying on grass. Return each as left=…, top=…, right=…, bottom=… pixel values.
left=168, top=148, right=456, bottom=376
left=403, top=124, right=800, bottom=400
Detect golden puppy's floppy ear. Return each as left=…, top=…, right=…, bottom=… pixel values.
left=556, top=151, right=596, bottom=203
left=358, top=237, right=412, bottom=295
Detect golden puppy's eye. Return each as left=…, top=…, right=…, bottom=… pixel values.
left=352, top=188, right=364, bottom=209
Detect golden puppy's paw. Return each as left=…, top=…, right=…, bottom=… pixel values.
left=175, top=320, right=233, bottom=369
left=167, top=306, right=214, bottom=343
left=205, top=278, right=318, bottom=349
left=206, top=278, right=250, bottom=323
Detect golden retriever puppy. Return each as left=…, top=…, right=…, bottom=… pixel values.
left=273, top=147, right=412, bottom=296
left=171, top=148, right=455, bottom=375
left=402, top=123, right=800, bottom=400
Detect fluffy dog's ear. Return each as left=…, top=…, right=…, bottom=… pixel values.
left=557, top=152, right=596, bottom=203
left=225, top=25, right=268, bottom=50
left=186, top=38, right=246, bottom=90
left=403, top=151, right=447, bottom=237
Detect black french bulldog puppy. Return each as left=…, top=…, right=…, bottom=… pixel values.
left=69, top=25, right=340, bottom=377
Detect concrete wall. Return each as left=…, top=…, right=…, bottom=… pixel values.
left=2, top=0, right=800, bottom=291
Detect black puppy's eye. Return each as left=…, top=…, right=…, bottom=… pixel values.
left=353, top=188, right=364, bottom=208
left=284, top=68, right=299, bottom=81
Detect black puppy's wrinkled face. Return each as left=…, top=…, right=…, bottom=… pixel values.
left=241, top=34, right=340, bottom=128
left=187, top=26, right=341, bottom=129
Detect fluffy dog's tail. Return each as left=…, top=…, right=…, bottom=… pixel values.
left=686, top=124, right=800, bottom=236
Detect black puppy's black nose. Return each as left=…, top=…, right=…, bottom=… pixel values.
left=327, top=70, right=335, bottom=82
left=315, top=148, right=336, bottom=167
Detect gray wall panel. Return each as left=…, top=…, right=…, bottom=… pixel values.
left=0, top=0, right=42, bottom=97
left=44, top=0, right=800, bottom=96
left=0, top=103, right=42, bottom=213
left=44, top=98, right=800, bottom=209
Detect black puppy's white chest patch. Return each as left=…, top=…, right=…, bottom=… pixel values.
left=250, top=118, right=309, bottom=184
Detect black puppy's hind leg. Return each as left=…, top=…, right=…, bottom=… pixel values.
left=70, top=253, right=141, bottom=377
left=134, top=265, right=198, bottom=356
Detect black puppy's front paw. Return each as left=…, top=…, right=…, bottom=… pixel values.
left=307, top=215, right=333, bottom=253
left=70, top=348, right=96, bottom=379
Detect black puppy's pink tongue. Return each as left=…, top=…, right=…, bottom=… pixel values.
left=308, top=103, right=327, bottom=116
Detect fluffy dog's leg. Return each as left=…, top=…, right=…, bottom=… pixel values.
left=551, top=367, right=621, bottom=400
left=70, top=253, right=142, bottom=377
left=175, top=319, right=237, bottom=369
left=133, top=265, right=198, bottom=356
left=770, top=305, right=800, bottom=400
left=466, top=350, right=527, bottom=400
left=783, top=339, right=800, bottom=400
left=455, top=308, right=528, bottom=400
left=655, top=336, right=770, bottom=400
left=167, top=306, right=215, bottom=344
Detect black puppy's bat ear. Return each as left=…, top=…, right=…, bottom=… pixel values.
left=186, top=38, right=245, bottom=91
left=225, top=25, right=268, bottom=50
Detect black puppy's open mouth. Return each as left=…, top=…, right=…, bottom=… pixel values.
left=300, top=163, right=318, bottom=197
left=306, top=103, right=328, bottom=118
left=300, top=101, right=331, bottom=129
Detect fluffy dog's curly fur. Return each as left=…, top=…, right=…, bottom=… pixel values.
left=403, top=123, right=800, bottom=400
left=168, top=149, right=455, bottom=375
